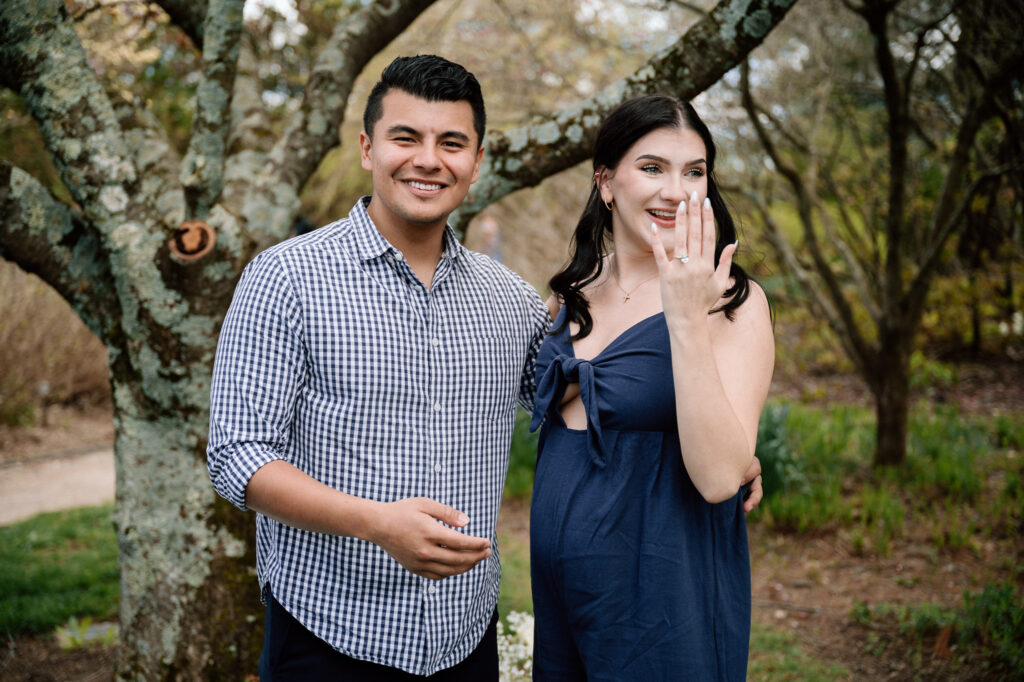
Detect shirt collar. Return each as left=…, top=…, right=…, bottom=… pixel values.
left=348, top=196, right=464, bottom=264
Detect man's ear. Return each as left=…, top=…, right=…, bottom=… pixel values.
left=470, top=144, right=485, bottom=184
left=359, top=130, right=373, bottom=172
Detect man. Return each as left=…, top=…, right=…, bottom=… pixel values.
left=208, top=54, right=548, bottom=680
left=208, top=54, right=762, bottom=680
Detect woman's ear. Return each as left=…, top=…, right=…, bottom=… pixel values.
left=594, top=166, right=613, bottom=205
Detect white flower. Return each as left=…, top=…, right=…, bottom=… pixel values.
left=498, top=611, right=535, bottom=682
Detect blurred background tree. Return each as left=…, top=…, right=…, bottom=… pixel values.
left=728, top=0, right=1022, bottom=467
left=0, top=0, right=796, bottom=677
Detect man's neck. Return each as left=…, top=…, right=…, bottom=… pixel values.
left=367, top=202, right=448, bottom=289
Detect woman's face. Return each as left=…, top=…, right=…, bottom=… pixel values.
left=598, top=125, right=709, bottom=253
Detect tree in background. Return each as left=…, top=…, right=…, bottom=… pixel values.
left=0, top=0, right=796, bottom=677
left=737, top=0, right=1022, bottom=467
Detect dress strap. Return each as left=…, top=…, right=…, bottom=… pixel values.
left=531, top=354, right=607, bottom=468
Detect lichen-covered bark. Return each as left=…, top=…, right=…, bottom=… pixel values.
left=180, top=0, right=244, bottom=218
left=456, top=0, right=800, bottom=228
left=0, top=161, right=119, bottom=339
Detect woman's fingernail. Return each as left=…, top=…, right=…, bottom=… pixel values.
left=691, top=190, right=699, bottom=203
left=734, top=239, right=739, bottom=246
left=651, top=222, right=657, bottom=233
left=704, top=197, right=711, bottom=209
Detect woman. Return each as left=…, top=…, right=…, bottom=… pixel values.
left=530, top=95, right=774, bottom=680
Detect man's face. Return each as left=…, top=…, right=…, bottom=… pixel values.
left=360, top=89, right=484, bottom=235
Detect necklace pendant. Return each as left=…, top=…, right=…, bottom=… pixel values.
left=622, top=294, right=630, bottom=303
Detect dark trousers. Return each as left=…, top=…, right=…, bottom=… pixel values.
left=258, top=594, right=499, bottom=681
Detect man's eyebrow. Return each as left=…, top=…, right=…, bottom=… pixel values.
left=384, top=125, right=472, bottom=144
left=635, top=154, right=707, bottom=166
left=440, top=131, right=472, bottom=144
left=385, top=124, right=421, bottom=138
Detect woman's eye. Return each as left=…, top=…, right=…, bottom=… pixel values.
left=641, top=164, right=661, bottom=174
left=687, top=167, right=706, bottom=178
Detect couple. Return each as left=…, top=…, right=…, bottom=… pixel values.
left=208, top=55, right=774, bottom=681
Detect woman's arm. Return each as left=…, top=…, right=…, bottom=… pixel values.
left=652, top=195, right=774, bottom=503
left=669, top=285, right=774, bottom=502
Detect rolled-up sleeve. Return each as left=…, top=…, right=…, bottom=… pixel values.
left=207, top=252, right=305, bottom=510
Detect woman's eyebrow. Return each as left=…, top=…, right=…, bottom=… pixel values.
left=634, top=154, right=707, bottom=166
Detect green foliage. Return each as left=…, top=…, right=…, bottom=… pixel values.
left=850, top=582, right=1024, bottom=676
left=504, top=409, right=539, bottom=500
left=755, top=402, right=868, bottom=533
left=748, top=624, right=850, bottom=680
left=959, top=581, right=1024, bottom=673
left=754, top=403, right=808, bottom=499
left=56, top=615, right=118, bottom=650
left=0, top=505, right=119, bottom=636
left=905, top=406, right=987, bottom=503
left=852, top=482, right=904, bottom=556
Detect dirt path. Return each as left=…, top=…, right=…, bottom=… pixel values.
left=0, top=447, right=114, bottom=526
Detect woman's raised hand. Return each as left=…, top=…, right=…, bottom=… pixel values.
left=650, top=190, right=737, bottom=324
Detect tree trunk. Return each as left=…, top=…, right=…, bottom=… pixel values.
left=871, top=339, right=911, bottom=468
left=109, top=359, right=262, bottom=679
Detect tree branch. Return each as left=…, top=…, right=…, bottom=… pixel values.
left=180, top=0, right=245, bottom=218
left=0, top=0, right=139, bottom=233
left=0, top=161, right=118, bottom=340
left=454, top=0, right=800, bottom=228
left=740, top=59, right=875, bottom=370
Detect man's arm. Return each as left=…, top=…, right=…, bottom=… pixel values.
left=247, top=462, right=491, bottom=580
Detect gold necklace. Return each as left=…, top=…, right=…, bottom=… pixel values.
left=610, top=257, right=658, bottom=303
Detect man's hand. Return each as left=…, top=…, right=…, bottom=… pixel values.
left=370, top=497, right=492, bottom=580
left=741, top=456, right=763, bottom=514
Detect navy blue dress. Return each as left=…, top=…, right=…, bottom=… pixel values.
left=529, top=309, right=750, bottom=681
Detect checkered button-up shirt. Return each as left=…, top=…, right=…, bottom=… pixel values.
left=207, top=198, right=549, bottom=675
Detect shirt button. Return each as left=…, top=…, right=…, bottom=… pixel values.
left=394, top=252, right=404, bottom=261
left=385, top=255, right=394, bottom=264
left=430, top=338, right=440, bottom=348
left=427, top=584, right=437, bottom=595
left=433, top=402, right=442, bottom=412
left=433, top=463, right=442, bottom=473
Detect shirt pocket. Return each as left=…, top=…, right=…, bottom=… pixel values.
left=447, top=334, right=521, bottom=423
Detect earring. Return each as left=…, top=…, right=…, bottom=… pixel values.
left=604, top=198, right=614, bottom=211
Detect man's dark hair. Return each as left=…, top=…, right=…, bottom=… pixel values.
left=362, top=55, right=486, bottom=148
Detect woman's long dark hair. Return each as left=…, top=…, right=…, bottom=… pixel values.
left=550, top=95, right=751, bottom=340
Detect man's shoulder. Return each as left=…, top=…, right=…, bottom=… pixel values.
left=249, top=218, right=351, bottom=269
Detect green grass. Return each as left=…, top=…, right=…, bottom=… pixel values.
left=0, top=504, right=119, bottom=636
left=748, top=625, right=849, bottom=680
left=497, top=531, right=532, bottom=625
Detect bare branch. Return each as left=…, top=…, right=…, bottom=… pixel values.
left=455, top=0, right=801, bottom=228
left=0, top=161, right=118, bottom=340
left=740, top=59, right=875, bottom=370
left=748, top=189, right=873, bottom=377
left=180, top=0, right=245, bottom=218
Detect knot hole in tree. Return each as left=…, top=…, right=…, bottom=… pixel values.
left=170, top=221, right=216, bottom=261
